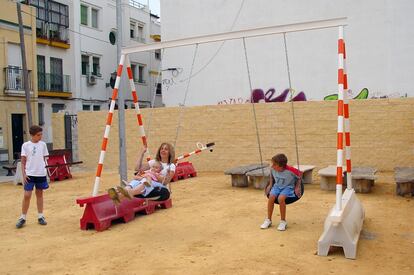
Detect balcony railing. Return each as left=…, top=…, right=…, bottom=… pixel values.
left=38, top=73, right=71, bottom=92
left=4, top=66, right=32, bottom=91
left=129, top=0, right=146, bottom=9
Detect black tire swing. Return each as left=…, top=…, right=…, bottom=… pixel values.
left=243, top=33, right=304, bottom=205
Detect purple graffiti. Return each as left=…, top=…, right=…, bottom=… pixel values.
left=251, top=88, right=307, bottom=103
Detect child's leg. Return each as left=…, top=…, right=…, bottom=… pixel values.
left=278, top=195, right=287, bottom=221
left=129, top=183, right=146, bottom=196
left=267, top=195, right=277, bottom=220
left=21, top=190, right=32, bottom=215
left=35, top=189, right=44, bottom=214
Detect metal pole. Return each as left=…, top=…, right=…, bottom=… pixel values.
left=116, top=0, right=127, bottom=183
left=16, top=2, right=33, bottom=128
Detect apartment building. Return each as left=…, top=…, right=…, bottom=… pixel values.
left=0, top=2, right=38, bottom=162
left=23, top=0, right=162, bottom=150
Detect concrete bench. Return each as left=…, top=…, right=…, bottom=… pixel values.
left=246, top=166, right=271, bottom=189
left=318, top=165, right=377, bottom=193
left=246, top=164, right=316, bottom=189
left=224, top=163, right=268, bottom=187
left=394, top=167, right=414, bottom=197
left=2, top=164, right=16, bottom=176
left=292, top=165, right=316, bottom=184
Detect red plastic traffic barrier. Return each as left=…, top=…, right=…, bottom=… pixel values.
left=76, top=194, right=172, bottom=231
left=171, top=161, right=197, bottom=182
left=45, top=154, right=72, bottom=181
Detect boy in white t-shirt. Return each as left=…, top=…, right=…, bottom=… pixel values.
left=16, top=125, right=49, bottom=229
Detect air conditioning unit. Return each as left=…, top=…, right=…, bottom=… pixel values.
left=87, top=74, right=97, bottom=85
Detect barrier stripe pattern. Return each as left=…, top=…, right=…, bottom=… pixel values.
left=125, top=56, right=151, bottom=160
left=175, top=149, right=203, bottom=162
left=92, top=55, right=125, bottom=196
left=342, top=35, right=352, bottom=190
left=336, top=26, right=345, bottom=210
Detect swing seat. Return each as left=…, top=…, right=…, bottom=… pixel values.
left=76, top=194, right=172, bottom=231
left=266, top=165, right=305, bottom=205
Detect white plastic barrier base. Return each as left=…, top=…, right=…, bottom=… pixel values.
left=317, top=188, right=365, bottom=259
left=13, top=161, right=23, bottom=185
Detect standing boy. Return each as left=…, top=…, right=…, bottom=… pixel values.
left=16, top=125, right=49, bottom=228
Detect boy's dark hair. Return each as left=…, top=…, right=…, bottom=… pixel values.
left=29, top=125, right=43, bottom=136
left=272, top=154, right=288, bottom=168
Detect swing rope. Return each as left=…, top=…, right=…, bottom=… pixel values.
left=283, top=33, right=301, bottom=169
left=145, top=48, right=166, bottom=143
left=173, top=43, right=199, bottom=149
left=242, top=37, right=266, bottom=176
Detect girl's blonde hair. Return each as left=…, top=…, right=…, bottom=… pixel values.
left=155, top=142, right=175, bottom=164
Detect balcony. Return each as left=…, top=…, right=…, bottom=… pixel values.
left=36, top=23, right=70, bottom=49
left=38, top=73, right=71, bottom=98
left=4, top=66, right=33, bottom=96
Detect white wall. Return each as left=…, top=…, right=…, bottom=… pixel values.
left=160, top=0, right=414, bottom=106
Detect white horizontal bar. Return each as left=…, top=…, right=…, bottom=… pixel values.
left=122, top=17, right=347, bottom=54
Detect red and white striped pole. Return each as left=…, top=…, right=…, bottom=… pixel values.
left=336, top=26, right=345, bottom=210
left=342, top=32, right=353, bottom=190
left=92, top=55, right=125, bottom=196
left=125, top=56, right=151, bottom=160
left=175, top=142, right=215, bottom=162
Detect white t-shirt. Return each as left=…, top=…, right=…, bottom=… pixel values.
left=148, top=159, right=176, bottom=177
left=21, top=140, right=49, bottom=176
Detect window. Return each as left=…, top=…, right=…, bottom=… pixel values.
left=155, top=50, right=161, bottom=60
left=130, top=22, right=135, bottom=38
left=81, top=55, right=89, bottom=75
left=80, top=5, right=88, bottom=25
left=82, top=105, right=90, bottom=111
left=93, top=105, right=100, bottom=111
left=80, top=4, right=100, bottom=29
left=28, top=0, right=69, bottom=41
left=130, top=20, right=145, bottom=42
left=52, top=103, right=65, bottom=113
left=156, top=83, right=162, bottom=95
left=50, top=57, right=63, bottom=91
left=38, top=103, right=45, bottom=125
left=91, top=8, right=98, bottom=28
left=92, top=57, right=100, bottom=76
left=138, top=65, right=145, bottom=83
left=37, top=55, right=46, bottom=91
left=138, top=25, right=144, bottom=40
left=131, top=64, right=137, bottom=82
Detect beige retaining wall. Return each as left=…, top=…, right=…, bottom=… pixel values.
left=68, top=98, right=413, bottom=173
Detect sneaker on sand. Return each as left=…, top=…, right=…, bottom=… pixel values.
left=16, top=218, right=26, bottom=229
left=38, top=217, right=47, bottom=225
left=117, top=185, right=132, bottom=199
left=260, top=218, right=272, bottom=229
left=108, top=187, right=121, bottom=205
left=277, top=220, right=287, bottom=231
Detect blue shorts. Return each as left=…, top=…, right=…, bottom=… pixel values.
left=24, top=176, right=49, bottom=191
left=270, top=185, right=295, bottom=198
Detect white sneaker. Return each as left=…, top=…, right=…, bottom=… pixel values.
left=277, top=220, right=287, bottom=231
left=260, top=218, right=272, bottom=229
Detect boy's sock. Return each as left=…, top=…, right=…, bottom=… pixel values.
left=38, top=213, right=44, bottom=219
left=20, top=214, right=27, bottom=220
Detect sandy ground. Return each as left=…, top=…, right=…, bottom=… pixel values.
left=0, top=170, right=413, bottom=275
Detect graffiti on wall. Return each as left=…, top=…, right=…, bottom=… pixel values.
left=218, top=88, right=308, bottom=105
